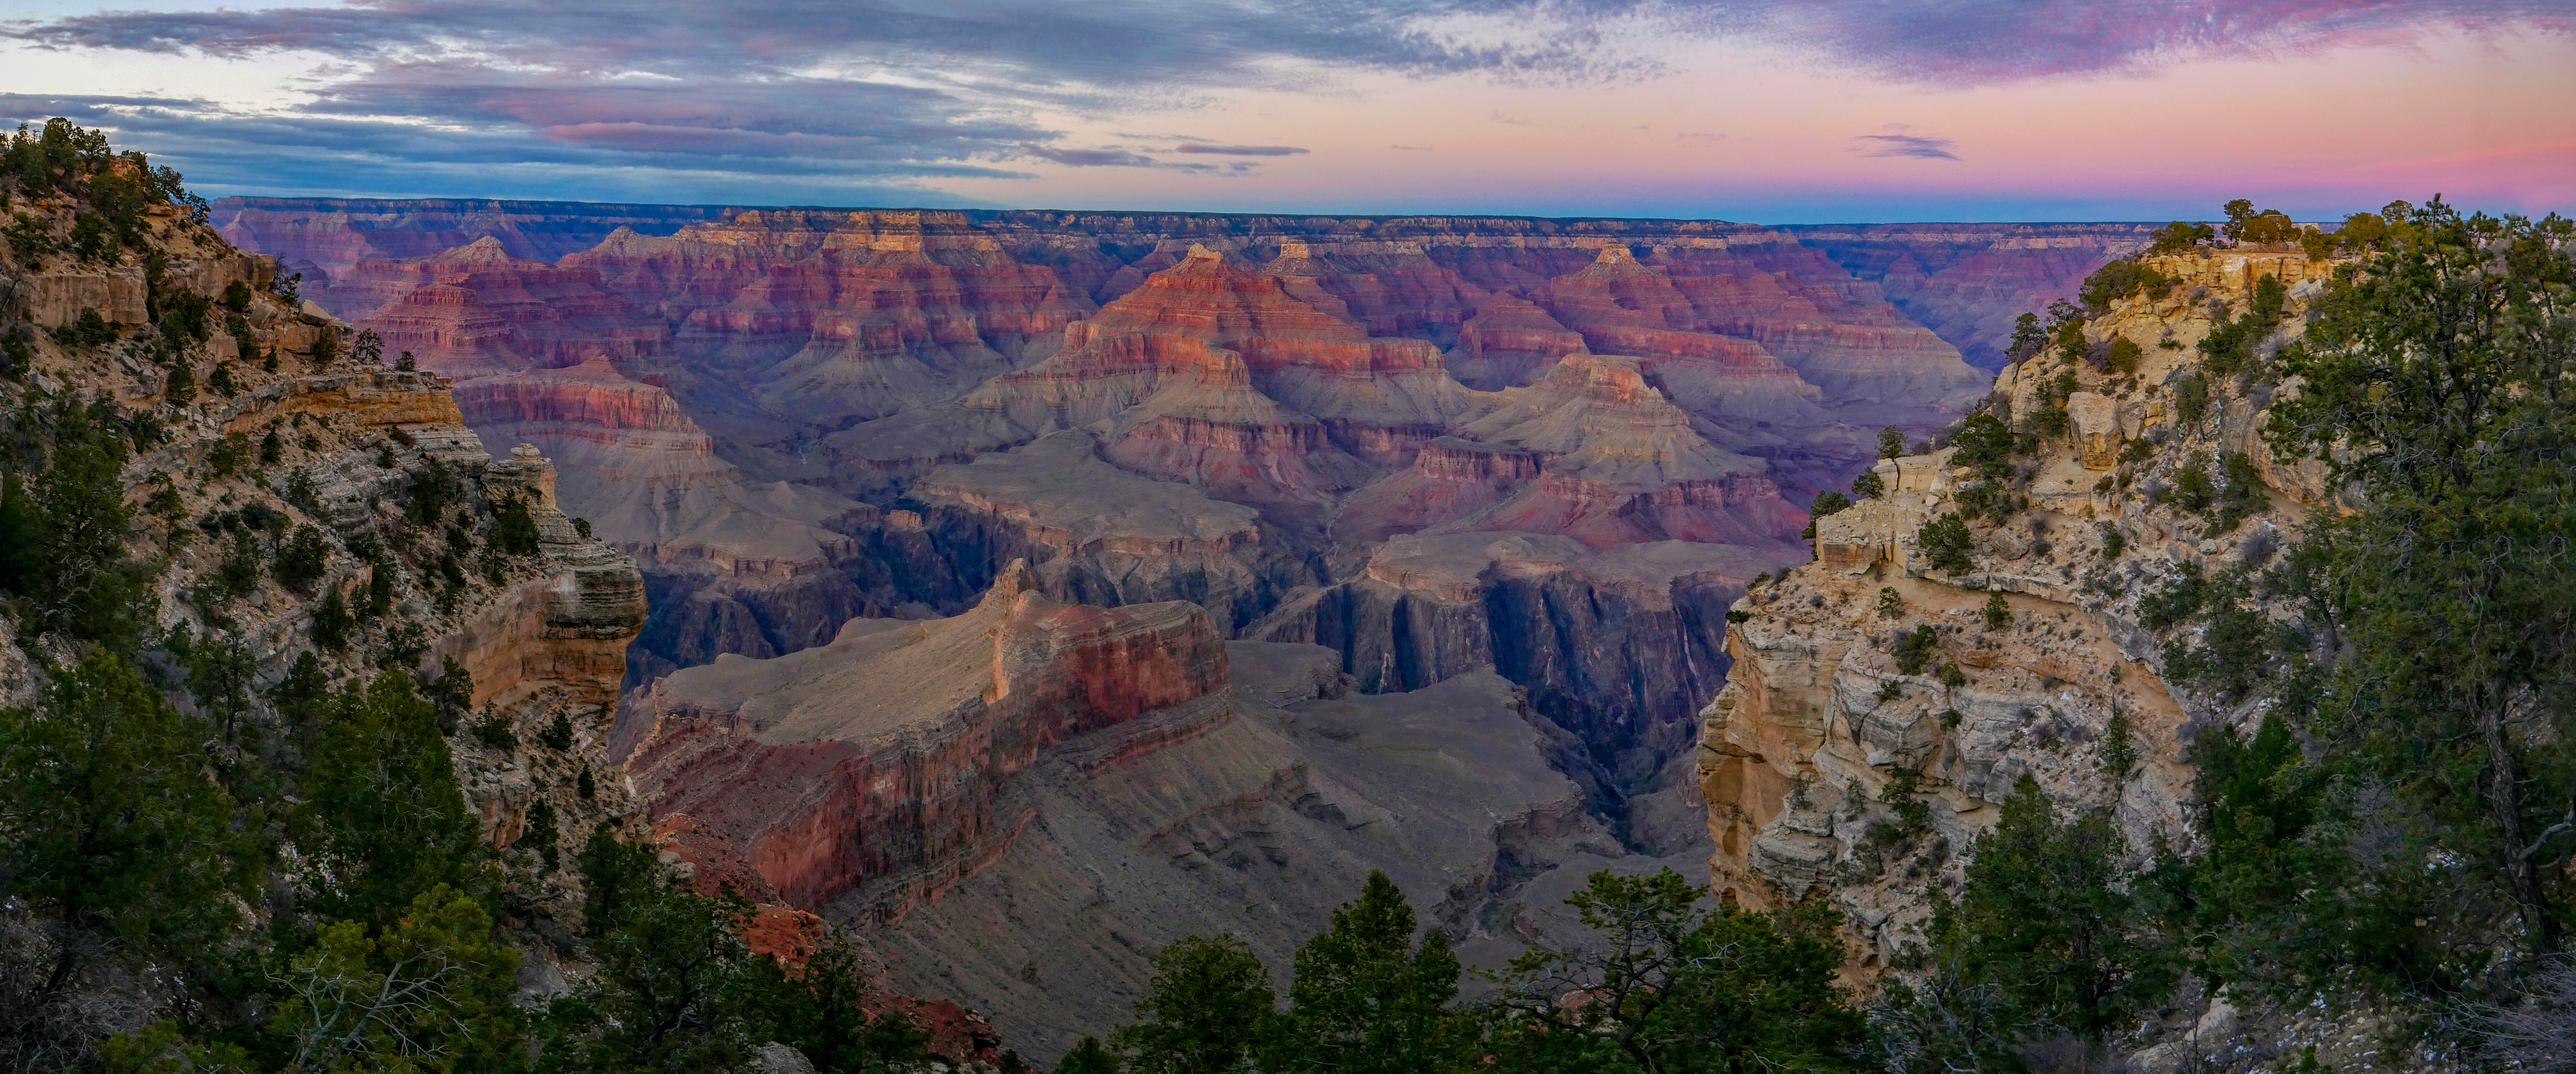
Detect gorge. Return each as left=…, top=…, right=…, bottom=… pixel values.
left=189, top=196, right=2153, bottom=1057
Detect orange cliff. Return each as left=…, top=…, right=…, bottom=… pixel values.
left=617, top=562, right=1230, bottom=916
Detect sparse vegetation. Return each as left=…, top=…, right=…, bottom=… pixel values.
left=1916, top=512, right=1974, bottom=575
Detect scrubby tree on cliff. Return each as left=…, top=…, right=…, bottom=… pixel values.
left=2222, top=199, right=2301, bottom=247
left=2146, top=220, right=2214, bottom=255
left=0, top=650, right=248, bottom=1036
left=2201, top=199, right=2576, bottom=1014
left=2005, top=312, right=2046, bottom=363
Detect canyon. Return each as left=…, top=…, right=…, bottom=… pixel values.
left=210, top=196, right=2149, bottom=1058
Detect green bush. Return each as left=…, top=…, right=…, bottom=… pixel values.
left=4, top=212, right=53, bottom=265
left=48, top=307, right=117, bottom=349
left=2106, top=336, right=2142, bottom=375
left=1801, top=489, right=1852, bottom=539
left=2138, top=561, right=2204, bottom=631
left=1918, top=513, right=1975, bottom=575
left=311, top=585, right=351, bottom=651
left=2145, top=220, right=2214, bottom=255
left=207, top=431, right=245, bottom=476
left=2172, top=451, right=2216, bottom=512
left=1893, top=625, right=1940, bottom=675
left=491, top=494, right=542, bottom=556
left=2172, top=374, right=2209, bottom=426
left=213, top=528, right=262, bottom=598
left=1982, top=590, right=2013, bottom=630
left=273, top=525, right=329, bottom=591
left=2079, top=258, right=2173, bottom=313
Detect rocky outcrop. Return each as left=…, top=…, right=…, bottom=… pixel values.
left=5, top=184, right=651, bottom=949
left=863, top=646, right=1699, bottom=1062
left=1699, top=246, right=2332, bottom=976
left=1447, top=292, right=1586, bottom=390
left=824, top=245, right=1475, bottom=501
left=1260, top=238, right=1489, bottom=343
left=912, top=429, right=1324, bottom=628
left=636, top=213, right=1094, bottom=428
left=436, top=445, right=651, bottom=710
left=329, top=237, right=672, bottom=377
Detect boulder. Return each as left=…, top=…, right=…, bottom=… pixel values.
left=2070, top=391, right=2120, bottom=469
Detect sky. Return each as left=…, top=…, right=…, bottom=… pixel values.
left=2, top=0, right=2571, bottom=223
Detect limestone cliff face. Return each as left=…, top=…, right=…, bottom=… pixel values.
left=1699, top=247, right=2331, bottom=974
left=1250, top=532, right=1800, bottom=839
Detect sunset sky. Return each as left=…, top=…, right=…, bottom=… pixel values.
left=4, top=0, right=2570, bottom=222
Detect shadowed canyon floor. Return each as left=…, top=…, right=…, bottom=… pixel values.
left=215, top=198, right=2148, bottom=1058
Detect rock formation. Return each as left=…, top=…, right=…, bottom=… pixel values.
left=1699, top=247, right=2331, bottom=977
left=620, top=562, right=1229, bottom=913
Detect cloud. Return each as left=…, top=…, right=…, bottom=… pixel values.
left=0, top=92, right=1018, bottom=204
left=1389, top=143, right=1434, bottom=151
left=1854, top=133, right=1959, bottom=160
left=1688, top=0, right=2575, bottom=85
left=1172, top=143, right=1309, bottom=156
left=1020, top=145, right=1162, bottom=167
left=4, top=0, right=1671, bottom=198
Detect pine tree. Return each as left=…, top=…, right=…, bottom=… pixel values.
left=0, top=650, right=247, bottom=976
left=1265, top=872, right=1460, bottom=1074
left=1946, top=775, right=2175, bottom=1040
left=1111, top=935, right=1273, bottom=1074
